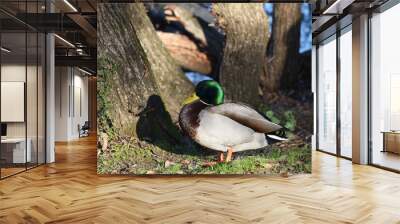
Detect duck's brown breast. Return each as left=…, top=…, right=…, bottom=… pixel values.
left=179, top=100, right=207, bottom=139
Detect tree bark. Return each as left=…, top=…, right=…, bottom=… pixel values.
left=98, top=3, right=193, bottom=143
left=132, top=4, right=195, bottom=118
left=213, top=3, right=269, bottom=107
left=261, top=4, right=302, bottom=93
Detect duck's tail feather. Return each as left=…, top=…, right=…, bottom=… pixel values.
left=265, top=129, right=288, bottom=144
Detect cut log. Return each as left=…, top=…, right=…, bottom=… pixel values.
left=213, top=3, right=269, bottom=107
left=157, top=31, right=211, bottom=74
left=163, top=4, right=224, bottom=79
left=146, top=3, right=224, bottom=79
left=164, top=4, right=208, bottom=46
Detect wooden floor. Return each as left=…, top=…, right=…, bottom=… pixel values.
left=1, top=167, right=26, bottom=178
left=1, top=136, right=400, bottom=223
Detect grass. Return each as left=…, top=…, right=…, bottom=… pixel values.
left=97, top=137, right=311, bottom=176
left=200, top=146, right=311, bottom=175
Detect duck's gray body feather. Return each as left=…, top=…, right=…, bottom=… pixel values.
left=179, top=101, right=282, bottom=152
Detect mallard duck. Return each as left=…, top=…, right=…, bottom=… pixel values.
left=179, top=80, right=287, bottom=162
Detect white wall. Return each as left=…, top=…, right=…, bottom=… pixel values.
left=55, top=66, right=69, bottom=141
left=1, top=65, right=41, bottom=137
left=1, top=64, right=26, bottom=81
left=1, top=65, right=26, bottom=139
left=72, top=72, right=89, bottom=138
left=1, top=63, right=46, bottom=164
left=55, top=67, right=89, bottom=141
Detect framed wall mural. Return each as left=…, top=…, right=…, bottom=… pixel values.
left=97, top=2, right=312, bottom=175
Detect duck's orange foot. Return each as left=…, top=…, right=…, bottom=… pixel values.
left=225, top=147, right=234, bottom=162
left=218, top=152, right=224, bottom=163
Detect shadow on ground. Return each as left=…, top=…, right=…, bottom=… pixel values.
left=136, top=94, right=213, bottom=157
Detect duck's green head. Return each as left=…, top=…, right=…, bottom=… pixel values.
left=183, top=80, right=224, bottom=106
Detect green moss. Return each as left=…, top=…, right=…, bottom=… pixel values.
left=98, top=136, right=311, bottom=175
left=97, top=57, right=120, bottom=138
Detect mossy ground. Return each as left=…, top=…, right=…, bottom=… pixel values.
left=97, top=136, right=311, bottom=176
left=97, top=59, right=312, bottom=176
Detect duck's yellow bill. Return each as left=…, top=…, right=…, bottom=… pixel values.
left=183, top=93, right=199, bottom=105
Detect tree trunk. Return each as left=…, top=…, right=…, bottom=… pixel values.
left=213, top=3, right=269, bottom=107
left=261, top=4, right=302, bottom=93
left=98, top=3, right=193, bottom=144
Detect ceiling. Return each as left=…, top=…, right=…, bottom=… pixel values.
left=0, top=0, right=97, bottom=74
left=1, top=32, right=45, bottom=60
left=311, top=0, right=390, bottom=42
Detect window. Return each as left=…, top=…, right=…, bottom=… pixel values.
left=370, top=3, right=400, bottom=171
left=317, top=36, right=337, bottom=154
left=0, top=1, right=46, bottom=179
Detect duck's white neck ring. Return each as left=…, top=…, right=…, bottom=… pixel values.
left=200, top=99, right=213, bottom=106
